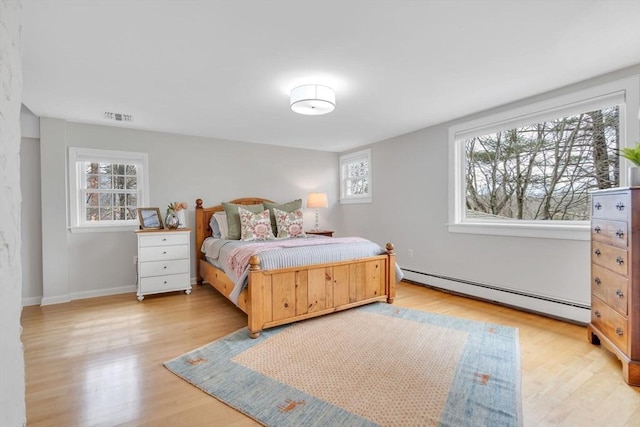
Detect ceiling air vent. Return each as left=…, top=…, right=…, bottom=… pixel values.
left=104, top=112, right=133, bottom=122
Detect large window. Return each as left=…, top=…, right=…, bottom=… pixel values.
left=449, top=85, right=631, bottom=240
left=465, top=106, right=619, bottom=222
left=340, top=148, right=372, bottom=204
left=68, top=147, right=148, bottom=231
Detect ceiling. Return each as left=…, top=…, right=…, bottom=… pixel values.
left=20, top=0, right=640, bottom=152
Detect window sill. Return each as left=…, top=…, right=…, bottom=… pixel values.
left=69, top=225, right=140, bottom=234
left=447, top=221, right=590, bottom=241
left=340, top=197, right=372, bottom=205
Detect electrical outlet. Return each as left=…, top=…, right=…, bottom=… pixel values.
left=133, top=255, right=138, bottom=265
left=408, top=249, right=414, bottom=258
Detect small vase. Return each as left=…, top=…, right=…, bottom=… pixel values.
left=629, top=167, right=640, bottom=187
left=165, top=212, right=179, bottom=229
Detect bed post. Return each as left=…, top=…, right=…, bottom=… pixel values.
left=195, top=198, right=204, bottom=284
left=247, top=255, right=264, bottom=338
left=386, top=243, right=396, bottom=304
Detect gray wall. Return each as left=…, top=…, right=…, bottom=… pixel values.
left=35, top=120, right=339, bottom=304
left=1, top=0, right=26, bottom=424
left=341, top=67, right=640, bottom=323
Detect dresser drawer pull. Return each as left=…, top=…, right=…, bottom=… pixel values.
left=163, top=266, right=167, bottom=269
left=594, top=277, right=601, bottom=285
left=615, top=327, right=624, bottom=336
left=163, top=251, right=167, bottom=254
left=615, top=229, right=625, bottom=238
left=162, top=238, right=167, bottom=241
left=615, top=289, right=624, bottom=298
left=615, top=202, right=625, bottom=211
left=594, top=226, right=601, bottom=233
left=594, top=310, right=601, bottom=318
left=594, top=202, right=602, bottom=210
left=616, top=256, right=624, bottom=265
left=594, top=249, right=601, bottom=256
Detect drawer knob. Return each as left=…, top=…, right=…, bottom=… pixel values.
left=594, top=249, right=601, bottom=256
left=163, top=251, right=167, bottom=254
left=163, top=266, right=167, bottom=269
left=615, top=229, right=625, bottom=238
left=162, top=238, right=167, bottom=241
left=594, top=310, right=601, bottom=318
left=615, top=289, right=624, bottom=298
left=594, top=202, right=602, bottom=210
left=616, top=256, right=624, bottom=265
left=615, top=202, right=625, bottom=211
left=594, top=277, right=601, bottom=285
left=594, top=226, right=601, bottom=234
left=164, top=281, right=167, bottom=284
left=615, top=327, right=624, bottom=336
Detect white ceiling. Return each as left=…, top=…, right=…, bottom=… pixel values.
left=21, top=0, right=640, bottom=152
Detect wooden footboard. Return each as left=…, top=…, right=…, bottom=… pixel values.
left=195, top=198, right=397, bottom=337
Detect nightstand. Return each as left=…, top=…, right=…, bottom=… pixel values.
left=306, top=230, right=334, bottom=237
left=135, top=228, right=191, bottom=301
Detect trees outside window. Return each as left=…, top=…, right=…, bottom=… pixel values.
left=464, top=106, right=619, bottom=222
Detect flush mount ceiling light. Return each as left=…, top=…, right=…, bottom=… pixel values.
left=290, top=84, right=336, bottom=115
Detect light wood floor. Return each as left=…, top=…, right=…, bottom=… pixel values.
left=22, top=282, right=640, bottom=426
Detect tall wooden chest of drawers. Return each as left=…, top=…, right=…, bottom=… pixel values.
left=135, top=229, right=192, bottom=301
left=588, top=187, right=640, bottom=385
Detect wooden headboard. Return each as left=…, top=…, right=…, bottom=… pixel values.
left=194, top=197, right=274, bottom=281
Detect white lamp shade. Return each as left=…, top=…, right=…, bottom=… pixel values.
left=290, top=85, right=336, bottom=115
left=307, top=192, right=328, bottom=208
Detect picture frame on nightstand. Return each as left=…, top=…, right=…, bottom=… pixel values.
left=137, top=207, right=164, bottom=230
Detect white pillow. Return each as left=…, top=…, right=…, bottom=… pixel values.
left=213, top=211, right=229, bottom=240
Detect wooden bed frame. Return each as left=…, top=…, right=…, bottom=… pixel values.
left=195, top=197, right=397, bottom=338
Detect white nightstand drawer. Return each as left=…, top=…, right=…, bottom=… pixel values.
left=140, top=259, right=189, bottom=277
left=139, top=273, right=190, bottom=294
left=139, top=245, right=189, bottom=262
left=139, top=233, right=189, bottom=247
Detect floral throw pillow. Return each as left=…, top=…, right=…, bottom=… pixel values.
left=238, top=207, right=275, bottom=241
left=274, top=208, right=306, bottom=238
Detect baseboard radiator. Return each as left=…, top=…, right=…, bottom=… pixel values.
left=401, top=268, right=591, bottom=325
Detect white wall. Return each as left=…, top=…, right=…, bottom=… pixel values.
left=36, top=120, right=339, bottom=303
left=342, top=66, right=640, bottom=323
left=0, top=0, right=26, bottom=425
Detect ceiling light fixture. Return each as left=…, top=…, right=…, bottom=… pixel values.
left=290, top=84, right=336, bottom=115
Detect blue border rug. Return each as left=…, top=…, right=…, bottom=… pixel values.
left=164, top=303, right=522, bottom=426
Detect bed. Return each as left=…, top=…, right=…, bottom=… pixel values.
left=195, top=197, right=398, bottom=338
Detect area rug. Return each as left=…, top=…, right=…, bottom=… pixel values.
left=164, top=303, right=522, bottom=426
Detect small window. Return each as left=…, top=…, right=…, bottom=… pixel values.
left=68, top=147, right=149, bottom=231
left=340, top=148, right=372, bottom=204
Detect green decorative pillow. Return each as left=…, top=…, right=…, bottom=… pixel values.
left=222, top=202, right=265, bottom=240
left=274, top=208, right=306, bottom=238
left=238, top=207, right=275, bottom=241
left=263, top=199, right=302, bottom=235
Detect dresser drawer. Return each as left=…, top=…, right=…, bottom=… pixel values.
left=139, top=233, right=189, bottom=247
left=140, top=259, right=189, bottom=277
left=139, top=273, right=190, bottom=294
left=591, top=219, right=628, bottom=249
left=591, top=242, right=627, bottom=276
left=591, top=297, right=628, bottom=354
left=591, top=193, right=630, bottom=221
left=591, top=264, right=628, bottom=316
left=139, top=244, right=189, bottom=262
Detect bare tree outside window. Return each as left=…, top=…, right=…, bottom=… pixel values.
left=464, top=106, right=619, bottom=221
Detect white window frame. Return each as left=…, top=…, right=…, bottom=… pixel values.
left=68, top=147, right=149, bottom=233
left=448, top=76, right=639, bottom=241
left=340, top=148, right=372, bottom=204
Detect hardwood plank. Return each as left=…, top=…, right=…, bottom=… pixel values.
left=22, top=282, right=640, bottom=426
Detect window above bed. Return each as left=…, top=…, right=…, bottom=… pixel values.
left=340, top=148, right=372, bottom=204
left=68, top=147, right=149, bottom=233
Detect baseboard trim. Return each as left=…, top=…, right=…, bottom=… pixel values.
left=401, top=268, right=591, bottom=324
left=28, top=278, right=199, bottom=306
